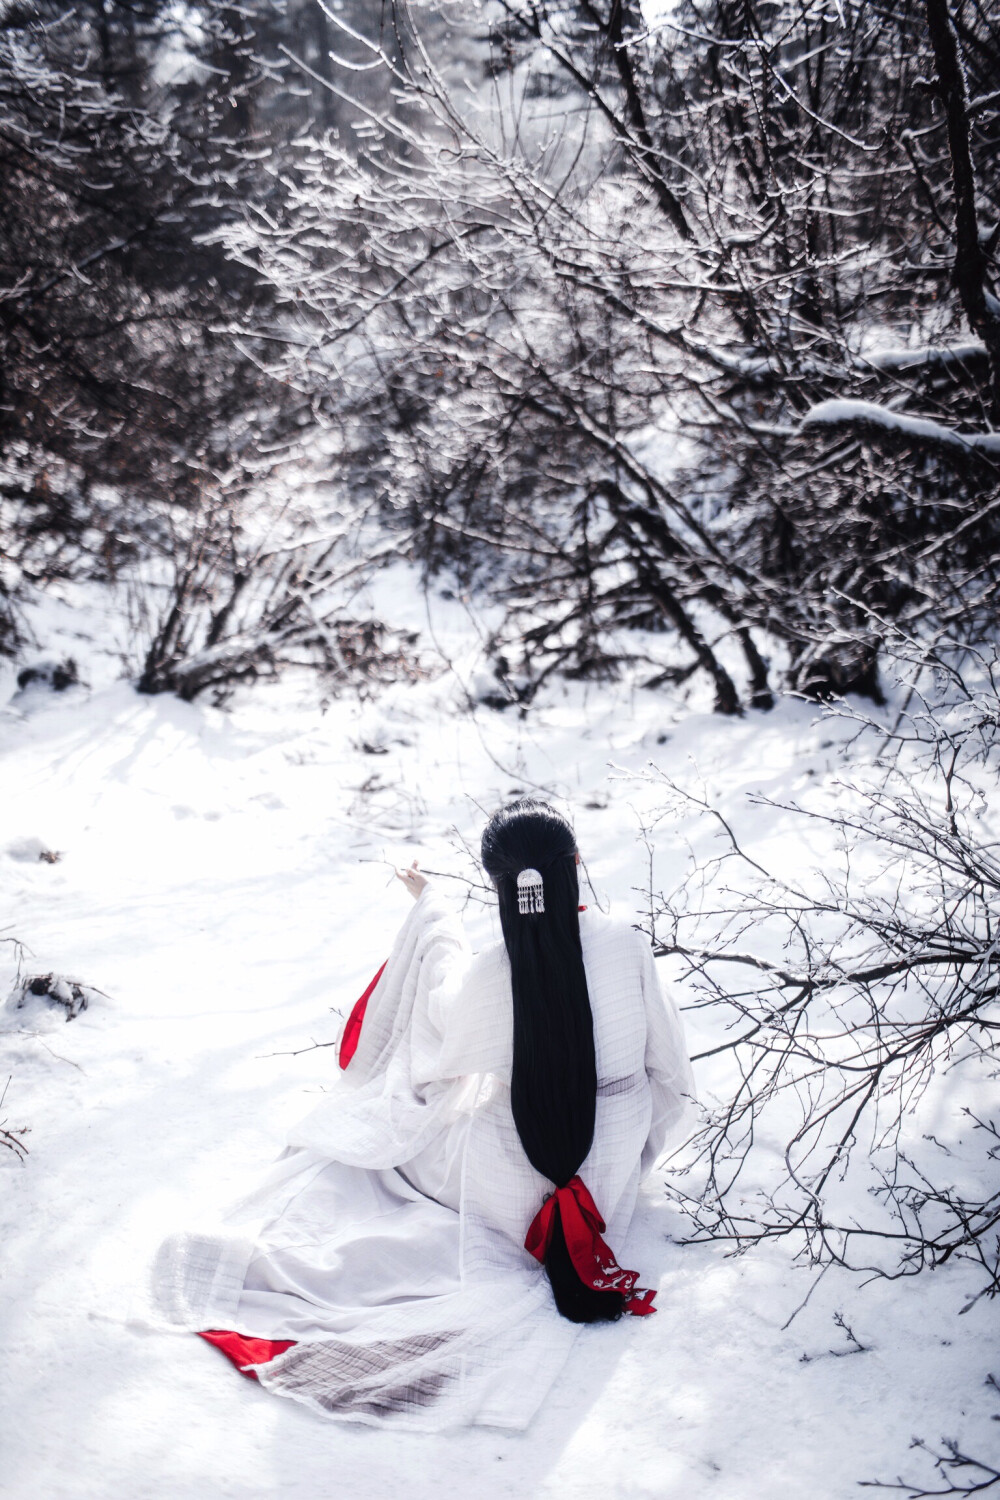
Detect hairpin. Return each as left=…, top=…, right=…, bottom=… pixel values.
left=516, top=868, right=545, bottom=915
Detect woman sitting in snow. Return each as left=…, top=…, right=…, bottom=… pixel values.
left=151, top=799, right=695, bottom=1429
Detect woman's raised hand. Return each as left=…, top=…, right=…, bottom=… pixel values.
left=396, top=859, right=428, bottom=900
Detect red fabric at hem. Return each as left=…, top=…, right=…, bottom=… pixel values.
left=197, top=1329, right=297, bottom=1380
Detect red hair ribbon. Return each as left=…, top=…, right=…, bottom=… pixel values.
left=338, top=961, right=387, bottom=1069
left=524, top=1176, right=657, bottom=1316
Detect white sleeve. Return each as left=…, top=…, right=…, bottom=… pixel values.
left=287, top=883, right=472, bottom=1168
left=341, top=881, right=469, bottom=1090
left=637, top=934, right=697, bottom=1177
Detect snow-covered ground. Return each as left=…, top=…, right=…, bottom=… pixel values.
left=1, top=570, right=995, bottom=1499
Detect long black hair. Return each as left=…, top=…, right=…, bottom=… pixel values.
left=481, top=799, right=625, bottom=1323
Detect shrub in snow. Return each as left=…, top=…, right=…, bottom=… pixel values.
left=648, top=641, right=1000, bottom=1304
left=6, top=837, right=60, bottom=864
left=15, top=658, right=79, bottom=693
left=7, top=973, right=99, bottom=1023
left=15, top=660, right=79, bottom=693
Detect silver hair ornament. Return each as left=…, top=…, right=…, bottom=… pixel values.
left=516, top=868, right=545, bottom=915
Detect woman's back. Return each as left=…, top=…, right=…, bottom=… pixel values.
left=446, top=908, right=684, bottom=1277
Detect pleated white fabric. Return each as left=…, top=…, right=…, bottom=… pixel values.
left=149, top=886, right=696, bottom=1430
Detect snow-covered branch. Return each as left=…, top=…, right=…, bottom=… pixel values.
left=799, top=401, right=1000, bottom=460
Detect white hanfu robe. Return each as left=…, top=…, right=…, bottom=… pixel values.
left=150, top=886, right=695, bottom=1431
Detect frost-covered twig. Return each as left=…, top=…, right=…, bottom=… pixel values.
left=0, top=1076, right=28, bottom=1163
left=861, top=1378, right=1000, bottom=1497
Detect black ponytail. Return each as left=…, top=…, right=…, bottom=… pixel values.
left=481, top=800, right=625, bottom=1323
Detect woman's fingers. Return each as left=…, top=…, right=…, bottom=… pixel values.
left=395, top=859, right=426, bottom=899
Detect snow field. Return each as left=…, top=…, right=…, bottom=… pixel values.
left=0, top=573, right=995, bottom=1498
